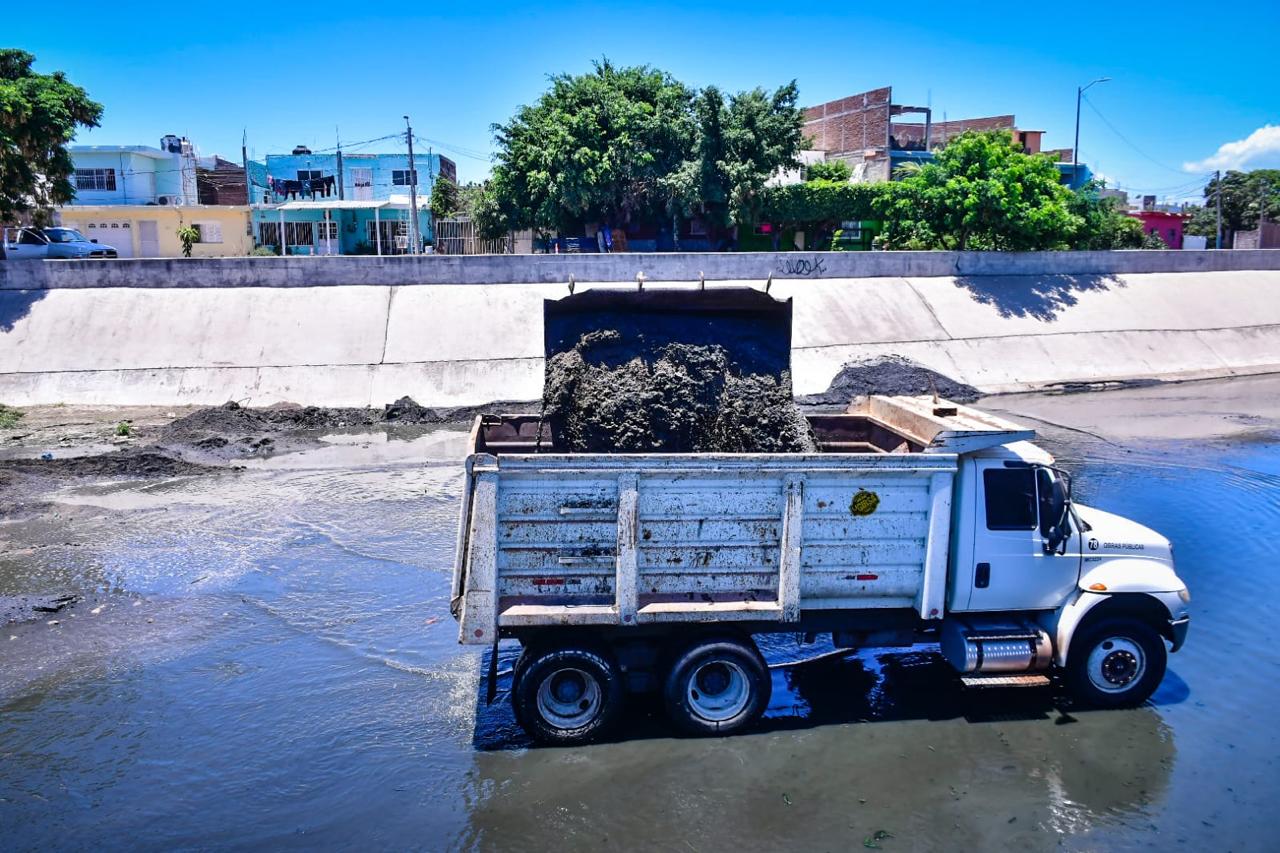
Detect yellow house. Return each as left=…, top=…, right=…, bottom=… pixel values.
left=55, top=205, right=253, bottom=258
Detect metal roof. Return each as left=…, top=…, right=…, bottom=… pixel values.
left=272, top=199, right=412, bottom=211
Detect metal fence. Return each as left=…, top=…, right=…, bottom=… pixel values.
left=433, top=217, right=512, bottom=255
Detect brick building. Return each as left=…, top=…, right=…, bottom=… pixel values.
left=802, top=87, right=1085, bottom=187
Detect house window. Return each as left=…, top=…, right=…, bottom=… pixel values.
left=259, top=222, right=280, bottom=248
left=316, top=221, right=338, bottom=241
left=193, top=222, right=223, bottom=244
left=297, top=170, right=323, bottom=181
left=365, top=219, right=409, bottom=253
left=392, top=169, right=418, bottom=186
left=258, top=222, right=314, bottom=248
left=75, top=169, right=116, bottom=191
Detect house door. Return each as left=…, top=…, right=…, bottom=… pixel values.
left=137, top=220, right=160, bottom=257
left=315, top=218, right=339, bottom=255
left=351, top=168, right=373, bottom=201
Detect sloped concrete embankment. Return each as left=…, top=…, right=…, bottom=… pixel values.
left=1, top=266, right=1279, bottom=406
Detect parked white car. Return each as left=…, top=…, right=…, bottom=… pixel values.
left=1, top=226, right=118, bottom=260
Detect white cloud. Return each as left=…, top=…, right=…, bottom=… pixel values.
left=1184, top=125, right=1280, bottom=172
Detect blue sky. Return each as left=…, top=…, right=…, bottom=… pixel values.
left=11, top=1, right=1279, bottom=203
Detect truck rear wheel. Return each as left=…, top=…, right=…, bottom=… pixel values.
left=512, top=643, right=624, bottom=745
left=663, top=636, right=771, bottom=736
left=1066, top=617, right=1167, bottom=709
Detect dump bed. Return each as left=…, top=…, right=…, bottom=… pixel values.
left=449, top=396, right=1036, bottom=644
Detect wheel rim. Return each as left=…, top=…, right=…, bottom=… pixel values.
left=535, top=667, right=602, bottom=730
left=686, top=659, right=751, bottom=722
left=1086, top=636, right=1146, bottom=694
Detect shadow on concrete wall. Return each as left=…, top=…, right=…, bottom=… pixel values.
left=0, top=290, right=47, bottom=333
left=953, top=273, right=1123, bottom=321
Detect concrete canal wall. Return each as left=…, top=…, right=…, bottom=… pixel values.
left=2, top=252, right=1279, bottom=407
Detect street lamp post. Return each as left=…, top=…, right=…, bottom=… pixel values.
left=1074, top=77, right=1111, bottom=183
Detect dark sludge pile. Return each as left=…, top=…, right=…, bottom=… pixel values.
left=542, top=329, right=816, bottom=453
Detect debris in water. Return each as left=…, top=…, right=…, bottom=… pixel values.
left=782, top=792, right=792, bottom=805
left=863, top=830, right=893, bottom=848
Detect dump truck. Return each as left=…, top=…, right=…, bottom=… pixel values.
left=450, top=287, right=1191, bottom=744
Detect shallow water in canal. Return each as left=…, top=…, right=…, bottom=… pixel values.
left=1, top=422, right=1277, bottom=851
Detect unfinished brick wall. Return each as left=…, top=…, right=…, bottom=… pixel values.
left=803, top=87, right=893, bottom=182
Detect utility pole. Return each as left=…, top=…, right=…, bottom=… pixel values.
left=241, top=128, right=250, bottom=206
left=1074, top=77, right=1111, bottom=184
left=335, top=126, right=344, bottom=201
left=404, top=115, right=419, bottom=255
left=1215, top=170, right=1223, bottom=250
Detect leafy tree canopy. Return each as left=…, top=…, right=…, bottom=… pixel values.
left=805, top=159, right=851, bottom=183
left=874, top=131, right=1080, bottom=250
left=1186, top=169, right=1280, bottom=246
left=429, top=175, right=462, bottom=218
left=0, top=49, right=102, bottom=223
left=488, top=60, right=803, bottom=236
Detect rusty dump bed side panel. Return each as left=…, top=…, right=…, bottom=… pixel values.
left=453, top=448, right=959, bottom=645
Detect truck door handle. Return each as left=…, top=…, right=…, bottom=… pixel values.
left=975, top=563, right=991, bottom=589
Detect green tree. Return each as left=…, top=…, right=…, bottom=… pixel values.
left=672, top=82, right=804, bottom=243
left=487, top=61, right=803, bottom=243
left=429, top=175, right=461, bottom=218
left=1066, top=180, right=1144, bottom=249
left=489, top=59, right=695, bottom=234
left=1186, top=169, right=1280, bottom=247
left=0, top=49, right=102, bottom=223
left=874, top=131, right=1081, bottom=250
left=805, top=160, right=851, bottom=183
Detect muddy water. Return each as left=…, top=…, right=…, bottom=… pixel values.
left=1, top=420, right=1278, bottom=850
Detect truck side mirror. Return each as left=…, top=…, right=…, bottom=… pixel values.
left=1039, top=473, right=1069, bottom=553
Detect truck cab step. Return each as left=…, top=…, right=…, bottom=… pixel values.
left=960, top=673, right=1052, bottom=689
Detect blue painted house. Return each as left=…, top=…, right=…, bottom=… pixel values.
left=249, top=146, right=457, bottom=255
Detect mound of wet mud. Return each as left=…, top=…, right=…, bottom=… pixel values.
left=543, top=332, right=815, bottom=453
left=0, top=449, right=219, bottom=479
left=800, top=356, right=980, bottom=407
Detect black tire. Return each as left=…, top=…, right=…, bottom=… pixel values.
left=1066, top=617, right=1167, bottom=709
left=512, top=643, right=624, bottom=745
left=663, top=636, right=772, bottom=736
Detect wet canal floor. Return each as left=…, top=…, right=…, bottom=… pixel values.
left=1, top=380, right=1278, bottom=851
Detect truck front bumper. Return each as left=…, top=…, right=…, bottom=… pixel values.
left=1169, top=616, right=1190, bottom=653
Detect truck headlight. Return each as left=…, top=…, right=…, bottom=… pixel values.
left=1177, top=587, right=1191, bottom=603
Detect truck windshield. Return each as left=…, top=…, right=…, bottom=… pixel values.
left=43, top=228, right=86, bottom=243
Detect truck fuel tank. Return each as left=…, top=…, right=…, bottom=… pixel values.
left=941, top=619, right=1053, bottom=674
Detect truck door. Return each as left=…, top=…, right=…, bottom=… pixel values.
left=2, top=227, right=48, bottom=260
left=959, top=461, right=1081, bottom=612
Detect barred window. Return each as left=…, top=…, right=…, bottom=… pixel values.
left=75, top=169, right=116, bottom=191
left=392, top=169, right=418, bottom=186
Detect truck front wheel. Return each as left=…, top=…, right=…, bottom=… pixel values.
left=1066, top=617, right=1167, bottom=709
left=664, top=636, right=772, bottom=736
left=512, top=643, right=624, bottom=745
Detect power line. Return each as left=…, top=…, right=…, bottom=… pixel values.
left=1082, top=95, right=1207, bottom=177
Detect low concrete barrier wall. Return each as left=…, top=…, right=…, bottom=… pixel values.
left=3, top=249, right=1280, bottom=290
left=3, top=266, right=1279, bottom=407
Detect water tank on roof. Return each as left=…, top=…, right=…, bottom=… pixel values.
left=161, top=135, right=182, bottom=153
left=292, top=145, right=312, bottom=155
